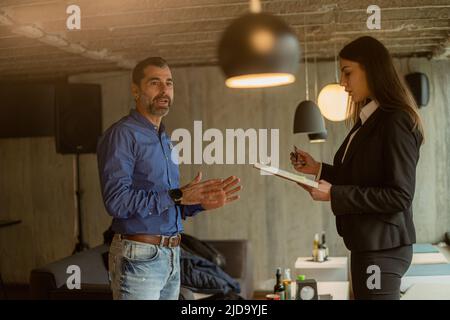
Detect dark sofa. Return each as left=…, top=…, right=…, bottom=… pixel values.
left=29, top=240, right=253, bottom=300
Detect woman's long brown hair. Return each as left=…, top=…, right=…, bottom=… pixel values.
left=339, top=36, right=424, bottom=141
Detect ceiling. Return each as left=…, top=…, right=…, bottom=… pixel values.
left=0, top=0, right=449, bottom=81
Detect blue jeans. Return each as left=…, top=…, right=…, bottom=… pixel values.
left=108, top=234, right=180, bottom=300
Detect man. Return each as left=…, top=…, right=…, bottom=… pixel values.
left=97, top=57, right=242, bottom=300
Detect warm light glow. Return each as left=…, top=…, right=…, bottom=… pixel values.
left=317, top=83, right=349, bottom=121
left=226, top=73, right=295, bottom=88
left=251, top=29, right=274, bottom=53
left=310, top=139, right=326, bottom=144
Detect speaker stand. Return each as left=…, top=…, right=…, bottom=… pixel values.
left=73, top=152, right=89, bottom=254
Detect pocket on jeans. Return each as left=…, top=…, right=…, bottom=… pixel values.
left=122, top=240, right=160, bottom=262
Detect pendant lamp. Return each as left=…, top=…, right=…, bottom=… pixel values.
left=308, top=131, right=327, bottom=143
left=218, top=0, right=300, bottom=88
left=308, top=44, right=327, bottom=143
left=317, top=41, right=349, bottom=121
left=293, top=26, right=325, bottom=134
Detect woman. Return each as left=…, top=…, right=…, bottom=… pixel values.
left=291, top=36, right=424, bottom=300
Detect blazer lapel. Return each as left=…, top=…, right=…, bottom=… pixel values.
left=333, top=119, right=362, bottom=166
left=341, top=107, right=383, bottom=166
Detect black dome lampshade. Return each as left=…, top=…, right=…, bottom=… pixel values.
left=218, top=12, right=300, bottom=88
left=293, top=100, right=326, bottom=134
left=308, top=130, right=327, bottom=143
left=292, top=23, right=325, bottom=136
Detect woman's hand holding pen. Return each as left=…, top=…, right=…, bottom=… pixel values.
left=290, top=146, right=331, bottom=201
left=290, top=146, right=321, bottom=175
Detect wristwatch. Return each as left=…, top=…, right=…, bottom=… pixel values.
left=169, top=188, right=183, bottom=205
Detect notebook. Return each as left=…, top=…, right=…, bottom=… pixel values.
left=253, top=163, right=319, bottom=188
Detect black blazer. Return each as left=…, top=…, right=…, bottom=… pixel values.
left=320, top=106, right=423, bottom=252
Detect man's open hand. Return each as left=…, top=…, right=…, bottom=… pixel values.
left=201, top=175, right=242, bottom=210
left=180, top=172, right=242, bottom=210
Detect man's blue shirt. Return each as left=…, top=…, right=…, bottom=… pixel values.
left=97, top=109, right=203, bottom=236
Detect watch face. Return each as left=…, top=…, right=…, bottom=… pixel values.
left=300, top=286, right=315, bottom=300
left=170, top=189, right=182, bottom=200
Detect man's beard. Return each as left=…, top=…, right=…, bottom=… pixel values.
left=140, top=94, right=172, bottom=117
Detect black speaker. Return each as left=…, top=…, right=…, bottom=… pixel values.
left=404, top=72, right=430, bottom=108
left=55, top=84, right=102, bottom=154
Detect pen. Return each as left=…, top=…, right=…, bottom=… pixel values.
left=293, top=145, right=306, bottom=166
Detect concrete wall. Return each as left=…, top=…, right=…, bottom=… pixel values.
left=0, top=58, right=449, bottom=288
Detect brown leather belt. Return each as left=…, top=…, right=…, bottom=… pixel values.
left=122, top=234, right=181, bottom=248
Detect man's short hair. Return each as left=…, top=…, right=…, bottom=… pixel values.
left=132, top=57, right=169, bottom=86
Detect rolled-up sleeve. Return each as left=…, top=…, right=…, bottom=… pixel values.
left=181, top=204, right=205, bottom=219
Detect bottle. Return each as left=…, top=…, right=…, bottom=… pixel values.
left=274, top=267, right=285, bottom=300
left=282, top=268, right=292, bottom=300
left=312, top=233, right=320, bottom=262
left=318, top=244, right=325, bottom=262
left=321, top=231, right=329, bottom=260
left=318, top=233, right=325, bottom=262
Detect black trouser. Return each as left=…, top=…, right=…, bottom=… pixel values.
left=350, top=245, right=412, bottom=300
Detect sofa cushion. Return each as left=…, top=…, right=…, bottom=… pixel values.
left=31, top=244, right=110, bottom=289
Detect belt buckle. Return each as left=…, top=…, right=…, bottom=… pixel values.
left=168, top=235, right=180, bottom=248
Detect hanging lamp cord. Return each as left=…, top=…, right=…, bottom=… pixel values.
left=250, top=0, right=261, bottom=13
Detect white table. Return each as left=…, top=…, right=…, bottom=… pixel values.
left=295, top=257, right=349, bottom=281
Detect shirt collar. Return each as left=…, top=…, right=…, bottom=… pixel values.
left=130, top=109, right=165, bottom=133
left=359, top=99, right=379, bottom=125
